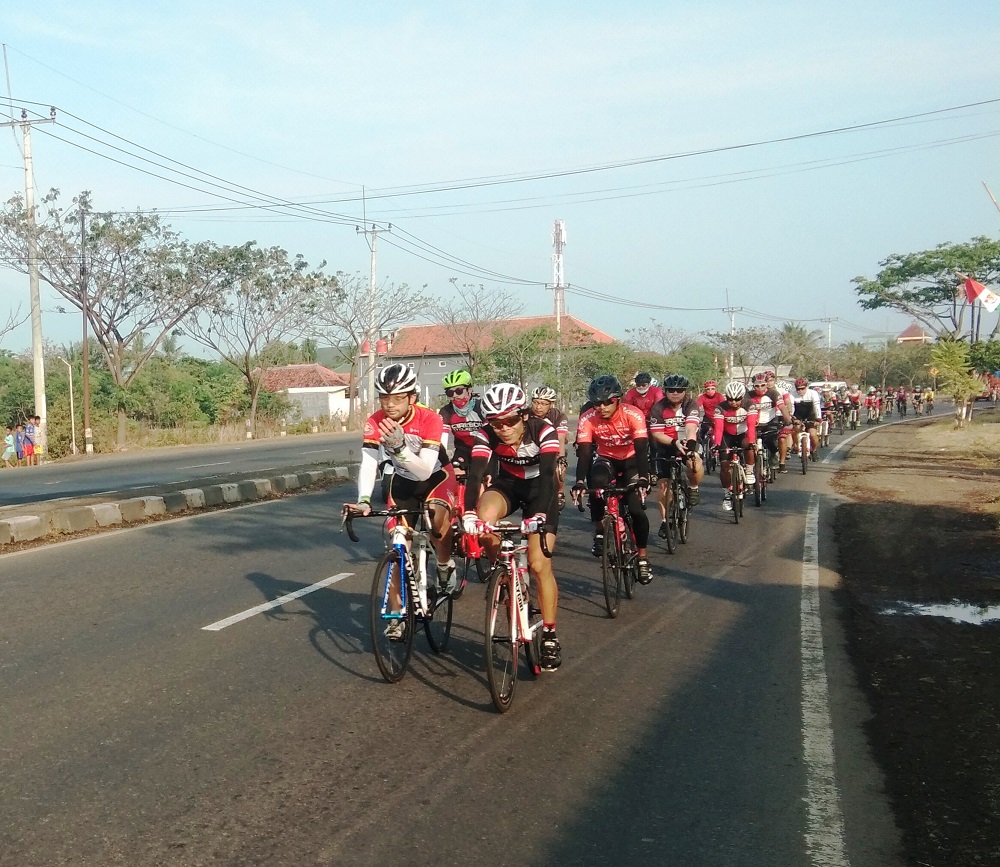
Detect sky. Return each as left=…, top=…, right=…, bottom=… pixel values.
left=1, top=0, right=999, bottom=357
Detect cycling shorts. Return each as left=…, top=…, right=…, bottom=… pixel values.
left=484, top=473, right=559, bottom=533
left=654, top=441, right=690, bottom=480
left=387, top=465, right=457, bottom=515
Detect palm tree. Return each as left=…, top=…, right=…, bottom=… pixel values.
left=775, top=322, right=823, bottom=376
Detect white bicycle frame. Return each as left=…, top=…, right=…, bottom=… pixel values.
left=386, top=519, right=431, bottom=619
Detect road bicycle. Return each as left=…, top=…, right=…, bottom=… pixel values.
left=753, top=434, right=777, bottom=507
left=834, top=407, right=846, bottom=435
left=912, top=397, right=924, bottom=416
left=791, top=418, right=815, bottom=475
left=897, top=398, right=907, bottom=417
left=342, top=506, right=456, bottom=684
left=819, top=412, right=831, bottom=447
left=883, top=398, right=894, bottom=418
left=659, top=452, right=695, bottom=552
left=847, top=404, right=860, bottom=430
left=699, top=424, right=717, bottom=474
left=453, top=465, right=491, bottom=586
left=866, top=404, right=880, bottom=425
left=473, top=519, right=550, bottom=713
left=716, top=445, right=747, bottom=524
left=576, top=483, right=643, bottom=618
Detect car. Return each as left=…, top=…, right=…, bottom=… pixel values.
left=809, top=380, right=848, bottom=393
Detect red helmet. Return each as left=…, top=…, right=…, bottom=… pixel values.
left=752, top=373, right=768, bottom=386
left=795, top=378, right=808, bottom=388
left=703, top=380, right=717, bottom=388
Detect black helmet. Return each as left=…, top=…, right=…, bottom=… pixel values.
left=634, top=372, right=652, bottom=386
left=588, top=375, right=623, bottom=403
left=663, top=374, right=689, bottom=390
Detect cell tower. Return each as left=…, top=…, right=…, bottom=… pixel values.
left=551, top=219, right=567, bottom=317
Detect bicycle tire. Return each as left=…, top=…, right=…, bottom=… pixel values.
left=678, top=487, right=690, bottom=544
left=601, top=514, right=622, bottom=617
left=423, top=586, right=454, bottom=654
left=621, top=521, right=637, bottom=599
left=525, top=609, right=543, bottom=678
left=801, top=439, right=809, bottom=475
left=664, top=489, right=678, bottom=554
left=754, top=452, right=764, bottom=507
left=370, top=551, right=415, bottom=684
left=484, top=566, right=518, bottom=712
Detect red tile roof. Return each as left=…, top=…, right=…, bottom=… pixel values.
left=896, top=322, right=933, bottom=342
left=387, top=315, right=616, bottom=357
left=260, top=363, right=350, bottom=392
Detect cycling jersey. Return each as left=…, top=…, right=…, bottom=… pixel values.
left=362, top=405, right=447, bottom=483
left=746, top=388, right=787, bottom=426
left=713, top=400, right=759, bottom=446
left=846, top=391, right=863, bottom=406
left=792, top=388, right=823, bottom=421
left=576, top=403, right=649, bottom=462
left=535, top=406, right=569, bottom=440
left=623, top=386, right=664, bottom=420
left=696, top=391, right=726, bottom=423
left=648, top=396, right=701, bottom=443
left=439, top=398, right=486, bottom=458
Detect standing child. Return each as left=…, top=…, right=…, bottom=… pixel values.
left=23, top=416, right=37, bottom=466
left=2, top=427, right=15, bottom=468
left=13, top=424, right=26, bottom=466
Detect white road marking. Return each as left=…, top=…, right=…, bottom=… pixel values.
left=301, top=449, right=332, bottom=455
left=801, top=494, right=849, bottom=866
left=202, top=572, right=353, bottom=631
left=180, top=461, right=231, bottom=469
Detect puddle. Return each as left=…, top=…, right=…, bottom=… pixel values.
left=883, top=601, right=1000, bottom=625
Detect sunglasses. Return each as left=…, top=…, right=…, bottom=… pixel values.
left=489, top=415, right=522, bottom=429
left=445, top=386, right=468, bottom=397
left=665, top=388, right=686, bottom=394
left=594, top=398, right=618, bottom=407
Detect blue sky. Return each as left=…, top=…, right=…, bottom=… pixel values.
left=2, top=0, right=999, bottom=355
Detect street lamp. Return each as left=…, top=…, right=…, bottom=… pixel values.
left=57, top=357, right=78, bottom=455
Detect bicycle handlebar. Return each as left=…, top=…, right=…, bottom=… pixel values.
left=471, top=519, right=553, bottom=559
left=340, top=506, right=424, bottom=543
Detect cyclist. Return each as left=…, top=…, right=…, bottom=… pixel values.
left=896, top=385, right=908, bottom=416
left=748, top=372, right=792, bottom=473
left=845, top=383, right=864, bottom=425
left=529, top=385, right=569, bottom=508
left=572, top=375, right=653, bottom=583
left=712, top=380, right=758, bottom=511
left=462, top=383, right=563, bottom=671
left=884, top=386, right=895, bottom=417
left=819, top=385, right=838, bottom=439
left=438, top=369, right=485, bottom=476
left=346, top=363, right=458, bottom=613
left=865, top=386, right=880, bottom=423
left=696, top=380, right=725, bottom=451
left=649, top=374, right=704, bottom=538
left=623, top=372, right=664, bottom=425
left=923, top=387, right=935, bottom=413
left=791, top=378, right=823, bottom=453
left=912, top=385, right=924, bottom=415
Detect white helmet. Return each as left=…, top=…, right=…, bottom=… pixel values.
left=375, top=363, right=418, bottom=395
left=482, top=383, right=526, bottom=418
left=724, top=381, right=747, bottom=400
left=531, top=385, right=557, bottom=401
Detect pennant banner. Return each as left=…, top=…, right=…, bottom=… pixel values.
left=964, top=278, right=1000, bottom=314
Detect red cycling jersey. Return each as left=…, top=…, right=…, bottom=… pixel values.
left=363, top=405, right=447, bottom=481
left=713, top=400, right=759, bottom=446
left=576, top=403, right=648, bottom=461
left=697, top=391, right=725, bottom=420
left=623, top=386, right=664, bottom=420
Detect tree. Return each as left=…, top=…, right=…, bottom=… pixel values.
left=483, top=324, right=558, bottom=390
left=773, top=322, right=823, bottom=376
left=625, top=320, right=690, bottom=356
left=706, top=326, right=781, bottom=380
left=182, top=243, right=336, bottom=436
left=0, top=190, right=234, bottom=447
left=931, top=340, right=983, bottom=427
left=425, top=280, right=523, bottom=378
left=852, top=236, right=1000, bottom=341
left=310, top=272, right=428, bottom=426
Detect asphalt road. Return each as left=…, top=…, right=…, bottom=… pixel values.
left=0, top=427, right=902, bottom=866
left=0, top=432, right=360, bottom=508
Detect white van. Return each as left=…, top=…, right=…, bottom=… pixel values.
left=809, top=380, right=848, bottom=392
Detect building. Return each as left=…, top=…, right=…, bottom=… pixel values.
left=259, top=363, right=352, bottom=422
left=357, top=314, right=616, bottom=405
left=896, top=322, right=933, bottom=345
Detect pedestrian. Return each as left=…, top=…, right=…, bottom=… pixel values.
left=13, top=423, right=26, bottom=466
left=2, top=427, right=15, bottom=468
left=23, top=415, right=37, bottom=466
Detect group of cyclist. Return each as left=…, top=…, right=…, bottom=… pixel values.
left=345, top=362, right=908, bottom=675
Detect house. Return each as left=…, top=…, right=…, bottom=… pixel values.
left=359, top=314, right=616, bottom=404
left=896, top=322, right=933, bottom=345
left=259, top=363, right=352, bottom=422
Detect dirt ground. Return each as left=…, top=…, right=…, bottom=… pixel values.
left=832, top=407, right=1000, bottom=866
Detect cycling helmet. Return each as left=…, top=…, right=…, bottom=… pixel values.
left=751, top=373, right=768, bottom=386
left=588, top=375, right=623, bottom=403
left=482, top=383, right=526, bottom=418
left=634, top=372, right=652, bottom=386
left=703, top=380, right=717, bottom=388
left=663, top=374, right=689, bottom=390
left=442, top=369, right=472, bottom=390
left=914, top=385, right=922, bottom=391
left=724, top=381, right=746, bottom=400
left=376, top=363, right=418, bottom=395
left=795, top=378, right=808, bottom=388
left=531, top=385, right=557, bottom=401
left=650, top=377, right=659, bottom=387
left=867, top=386, right=876, bottom=394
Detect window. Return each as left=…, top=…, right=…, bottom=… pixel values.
left=438, top=360, right=447, bottom=367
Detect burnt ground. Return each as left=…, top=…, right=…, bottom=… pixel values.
left=832, top=410, right=1000, bottom=866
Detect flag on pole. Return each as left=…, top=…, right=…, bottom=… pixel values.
left=964, top=277, right=1000, bottom=313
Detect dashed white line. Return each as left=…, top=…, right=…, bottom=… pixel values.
left=801, top=493, right=849, bottom=866
left=180, top=461, right=231, bottom=469
left=202, top=572, right=353, bottom=631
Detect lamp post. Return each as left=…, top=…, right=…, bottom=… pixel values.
left=57, top=357, right=77, bottom=455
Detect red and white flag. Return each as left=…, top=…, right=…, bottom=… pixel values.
left=964, top=277, right=1000, bottom=313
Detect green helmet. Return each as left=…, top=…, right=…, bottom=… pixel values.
left=442, top=369, right=472, bottom=389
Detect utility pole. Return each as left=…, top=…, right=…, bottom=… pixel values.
left=551, top=220, right=567, bottom=402
left=79, top=197, right=93, bottom=454
left=356, top=223, right=391, bottom=415
left=723, top=291, right=736, bottom=379
left=1, top=107, right=56, bottom=461
left=821, top=317, right=834, bottom=379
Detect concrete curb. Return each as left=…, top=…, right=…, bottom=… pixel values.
left=0, top=464, right=356, bottom=547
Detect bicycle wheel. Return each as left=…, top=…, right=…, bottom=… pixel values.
left=423, top=586, right=453, bottom=653
left=678, top=488, right=690, bottom=544
left=484, top=566, right=518, bottom=712
left=754, top=453, right=764, bottom=507
left=600, top=514, right=621, bottom=618
left=525, top=608, right=543, bottom=678
left=664, top=489, right=678, bottom=554
left=621, top=523, right=637, bottom=599
left=800, top=439, right=809, bottom=475
left=370, top=551, right=415, bottom=683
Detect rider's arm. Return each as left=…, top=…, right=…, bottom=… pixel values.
left=536, top=450, right=557, bottom=513
left=356, top=445, right=380, bottom=502
left=575, top=441, right=594, bottom=485
left=464, top=453, right=490, bottom=512
left=634, top=437, right=651, bottom=480
left=713, top=409, right=724, bottom=447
